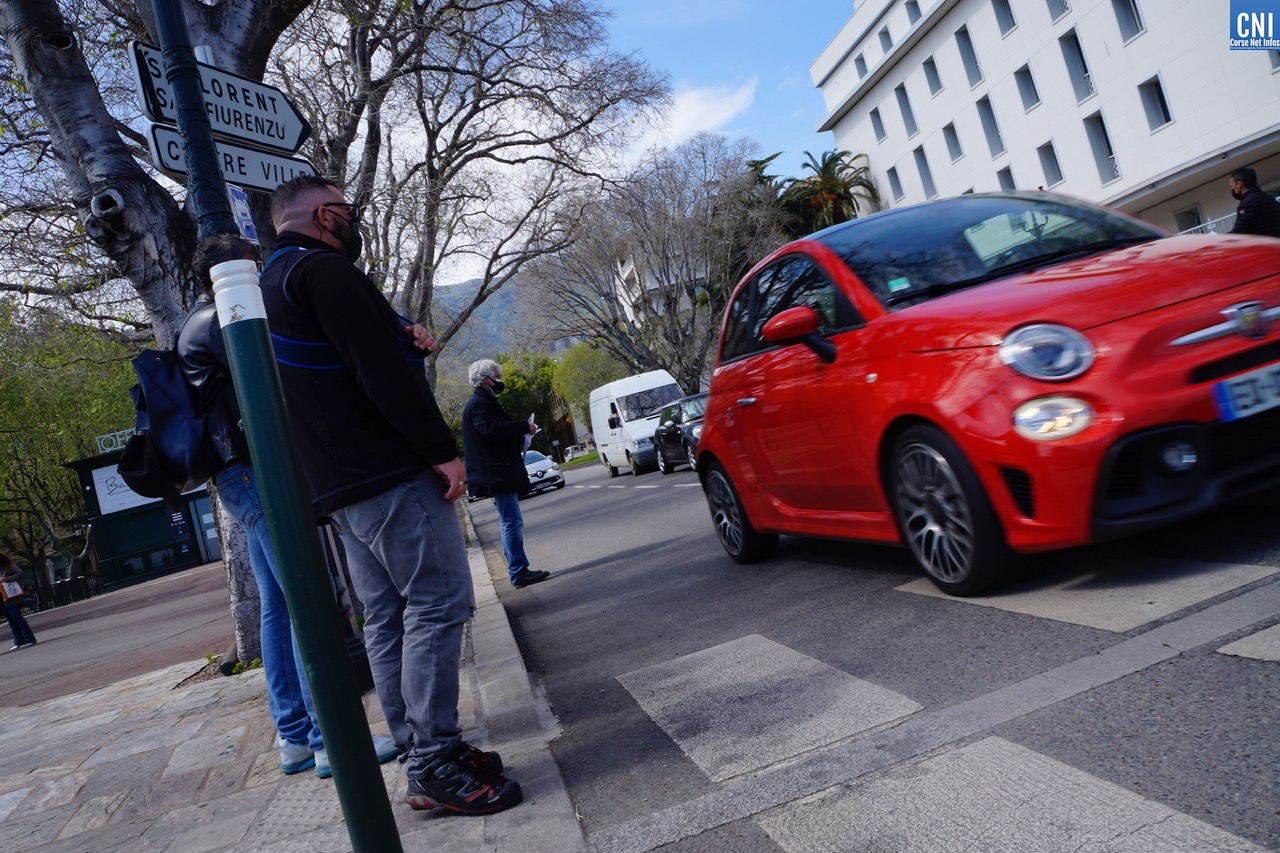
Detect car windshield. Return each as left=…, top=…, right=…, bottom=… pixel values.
left=618, top=383, right=684, bottom=421
left=523, top=451, right=546, bottom=464
left=815, top=193, right=1165, bottom=311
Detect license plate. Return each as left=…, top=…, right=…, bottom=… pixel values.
left=1213, top=361, right=1280, bottom=422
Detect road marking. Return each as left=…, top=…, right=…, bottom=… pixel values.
left=758, top=736, right=1267, bottom=853
left=608, top=485, right=626, bottom=489
left=898, top=556, right=1277, bottom=632
left=591, top=578, right=1280, bottom=853
left=1218, top=623, right=1280, bottom=661
left=617, top=635, right=920, bottom=782
left=674, top=483, right=701, bottom=488
left=634, top=485, right=660, bottom=489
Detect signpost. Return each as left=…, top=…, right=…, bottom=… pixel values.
left=148, top=125, right=316, bottom=193
left=129, top=42, right=310, bottom=153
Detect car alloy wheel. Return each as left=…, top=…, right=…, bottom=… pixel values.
left=657, top=449, right=670, bottom=475
left=603, top=455, right=619, bottom=478
left=685, top=442, right=697, bottom=471
left=891, top=425, right=1011, bottom=596
left=703, top=463, right=777, bottom=563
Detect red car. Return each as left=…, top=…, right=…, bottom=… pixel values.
left=697, top=192, right=1280, bottom=596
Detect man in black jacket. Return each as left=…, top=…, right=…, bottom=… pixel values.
left=1228, top=167, right=1280, bottom=238
left=462, top=359, right=551, bottom=589
left=261, top=176, right=522, bottom=816
left=179, top=234, right=401, bottom=779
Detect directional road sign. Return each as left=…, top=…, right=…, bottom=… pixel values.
left=148, top=125, right=316, bottom=194
left=129, top=41, right=311, bottom=154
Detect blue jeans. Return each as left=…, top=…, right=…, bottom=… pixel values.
left=215, top=463, right=324, bottom=752
left=492, top=492, right=529, bottom=581
left=328, top=471, right=474, bottom=780
left=4, top=600, right=35, bottom=646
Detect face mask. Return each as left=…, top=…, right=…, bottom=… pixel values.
left=1231, top=186, right=1246, bottom=201
left=338, top=217, right=363, bottom=262
left=491, top=378, right=505, bottom=394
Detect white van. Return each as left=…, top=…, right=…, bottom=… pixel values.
left=589, top=370, right=684, bottom=477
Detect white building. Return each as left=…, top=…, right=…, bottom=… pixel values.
left=812, top=0, right=1280, bottom=233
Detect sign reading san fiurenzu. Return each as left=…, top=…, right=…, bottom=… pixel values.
left=128, top=41, right=311, bottom=152
left=148, top=125, right=316, bottom=194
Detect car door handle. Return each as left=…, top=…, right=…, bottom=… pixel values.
left=737, top=397, right=757, bottom=406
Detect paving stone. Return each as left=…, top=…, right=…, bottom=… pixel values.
left=165, top=726, right=247, bottom=777
left=244, top=752, right=282, bottom=789
left=0, top=801, right=77, bottom=849
left=79, top=722, right=202, bottom=769
left=56, top=789, right=129, bottom=839
left=201, top=757, right=253, bottom=801
left=110, top=768, right=205, bottom=824
left=18, top=772, right=88, bottom=814
left=80, top=748, right=168, bottom=800
left=0, top=786, right=31, bottom=821
left=161, top=808, right=257, bottom=853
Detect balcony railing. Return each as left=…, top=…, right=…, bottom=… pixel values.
left=1178, top=213, right=1236, bottom=235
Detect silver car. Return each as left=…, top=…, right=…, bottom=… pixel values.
left=523, top=451, right=565, bottom=496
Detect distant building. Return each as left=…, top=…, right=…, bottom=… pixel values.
left=812, top=0, right=1280, bottom=233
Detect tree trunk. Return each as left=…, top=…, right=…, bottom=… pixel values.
left=210, top=487, right=260, bottom=662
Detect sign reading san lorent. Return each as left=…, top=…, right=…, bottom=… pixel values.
left=128, top=41, right=316, bottom=193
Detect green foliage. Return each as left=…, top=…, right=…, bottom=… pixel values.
left=552, top=343, right=627, bottom=428
left=780, top=150, right=881, bottom=237
left=0, top=297, right=136, bottom=565
left=494, top=352, right=562, bottom=456
left=205, top=652, right=218, bottom=665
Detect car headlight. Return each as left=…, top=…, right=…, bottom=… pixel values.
left=1013, top=396, right=1094, bottom=440
left=1000, top=324, right=1094, bottom=381
left=637, top=437, right=652, bottom=447
left=691, top=424, right=703, bottom=439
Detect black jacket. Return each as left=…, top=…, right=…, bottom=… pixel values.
left=176, top=294, right=251, bottom=470
left=259, top=233, right=458, bottom=517
left=462, top=387, right=531, bottom=497
left=1231, top=187, right=1280, bottom=238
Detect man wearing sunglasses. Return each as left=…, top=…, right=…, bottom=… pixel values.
left=260, top=175, right=522, bottom=815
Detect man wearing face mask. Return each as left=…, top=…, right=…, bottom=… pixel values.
left=259, top=176, right=524, bottom=815
left=463, top=359, right=551, bottom=589
left=1228, top=167, right=1280, bottom=238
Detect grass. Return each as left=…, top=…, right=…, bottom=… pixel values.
left=559, top=451, right=599, bottom=469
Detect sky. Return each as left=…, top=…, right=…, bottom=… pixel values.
left=606, top=0, right=856, bottom=180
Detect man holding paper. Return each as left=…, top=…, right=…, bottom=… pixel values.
left=463, top=359, right=552, bottom=589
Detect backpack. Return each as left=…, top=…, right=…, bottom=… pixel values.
left=116, top=346, right=221, bottom=510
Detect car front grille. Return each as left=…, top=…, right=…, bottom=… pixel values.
left=999, top=467, right=1035, bottom=518
left=1188, top=341, right=1280, bottom=384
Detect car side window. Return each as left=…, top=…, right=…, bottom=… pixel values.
left=751, top=256, right=857, bottom=347
left=660, top=405, right=678, bottom=424
left=720, top=276, right=758, bottom=362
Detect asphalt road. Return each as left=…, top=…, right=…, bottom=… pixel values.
left=480, top=458, right=1280, bottom=852
left=0, top=562, right=233, bottom=707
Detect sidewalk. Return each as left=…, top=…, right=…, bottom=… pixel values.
left=0, top=511, right=586, bottom=853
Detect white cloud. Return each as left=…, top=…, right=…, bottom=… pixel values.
left=627, top=78, right=757, bottom=163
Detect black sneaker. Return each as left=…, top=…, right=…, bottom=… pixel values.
left=403, top=744, right=522, bottom=814
left=511, top=569, right=550, bottom=588
left=458, top=741, right=503, bottom=773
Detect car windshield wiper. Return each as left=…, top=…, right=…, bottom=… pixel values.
left=884, top=275, right=990, bottom=307
left=985, top=236, right=1158, bottom=278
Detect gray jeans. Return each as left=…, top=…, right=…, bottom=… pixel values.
left=329, top=471, right=475, bottom=779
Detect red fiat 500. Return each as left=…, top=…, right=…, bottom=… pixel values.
left=697, top=192, right=1280, bottom=596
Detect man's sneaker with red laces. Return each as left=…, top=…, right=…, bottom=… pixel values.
left=402, top=743, right=522, bottom=814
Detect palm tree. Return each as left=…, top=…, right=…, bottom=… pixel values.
left=781, top=150, right=881, bottom=235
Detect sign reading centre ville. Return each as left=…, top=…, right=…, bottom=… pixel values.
left=129, top=41, right=311, bottom=153
left=148, top=125, right=316, bottom=193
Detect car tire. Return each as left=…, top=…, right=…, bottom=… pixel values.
left=629, top=453, right=644, bottom=476
left=657, top=449, right=670, bottom=475
left=685, top=442, right=697, bottom=472
left=890, top=425, right=1013, bottom=597
left=704, top=462, right=778, bottom=563
left=554, top=481, right=565, bottom=489
left=603, top=456, right=619, bottom=478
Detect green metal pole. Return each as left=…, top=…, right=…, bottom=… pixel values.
left=148, top=0, right=236, bottom=238
left=211, top=260, right=403, bottom=853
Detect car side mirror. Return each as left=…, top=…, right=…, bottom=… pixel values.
left=663, top=420, right=675, bottom=429
left=762, top=306, right=836, bottom=365
left=608, top=416, right=620, bottom=429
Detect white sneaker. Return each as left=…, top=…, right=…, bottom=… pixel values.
left=315, top=734, right=402, bottom=779
left=279, top=737, right=315, bottom=774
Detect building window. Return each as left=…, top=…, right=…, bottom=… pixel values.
left=879, top=26, right=893, bottom=53
left=944, top=123, right=964, bottom=161
left=871, top=107, right=887, bottom=142
left=1174, top=205, right=1203, bottom=233
left=993, top=0, right=1017, bottom=34
left=914, top=146, right=937, bottom=199
left=1269, top=50, right=1280, bottom=70
left=1084, top=112, right=1120, bottom=184
left=1047, top=0, right=1070, bottom=21
left=1138, top=76, right=1173, bottom=130
left=976, top=96, right=1004, bottom=157
left=997, top=167, right=1016, bottom=191
left=1112, top=0, right=1145, bottom=41
left=1037, top=142, right=1064, bottom=187
left=887, top=167, right=905, bottom=201
left=924, top=56, right=944, bottom=95
left=1060, top=30, right=1095, bottom=103
left=956, top=27, right=983, bottom=87
left=896, top=84, right=919, bottom=137
left=855, top=53, right=868, bottom=78
left=1015, top=64, right=1041, bottom=111
left=906, top=0, right=922, bottom=24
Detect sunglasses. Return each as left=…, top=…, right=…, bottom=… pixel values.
left=320, top=202, right=361, bottom=225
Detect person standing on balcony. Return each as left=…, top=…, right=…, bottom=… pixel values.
left=1228, top=167, right=1280, bottom=238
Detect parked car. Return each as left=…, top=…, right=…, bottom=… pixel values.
left=523, top=450, right=565, bottom=496
left=563, top=443, right=587, bottom=461
left=655, top=393, right=708, bottom=474
left=590, top=370, right=684, bottom=476
left=697, top=191, right=1280, bottom=596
